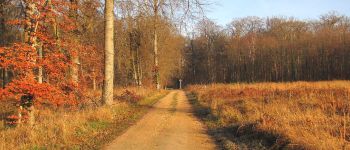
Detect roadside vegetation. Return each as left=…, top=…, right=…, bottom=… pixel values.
left=0, top=88, right=168, bottom=150
left=1, top=0, right=349, bottom=150
left=187, top=81, right=350, bottom=149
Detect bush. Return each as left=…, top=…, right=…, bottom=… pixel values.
left=117, top=90, right=142, bottom=103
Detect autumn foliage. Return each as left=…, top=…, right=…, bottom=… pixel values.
left=0, top=0, right=98, bottom=107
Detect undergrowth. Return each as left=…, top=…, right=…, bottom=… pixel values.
left=0, top=87, right=168, bottom=150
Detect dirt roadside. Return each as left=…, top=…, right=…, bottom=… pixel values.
left=104, top=91, right=216, bottom=150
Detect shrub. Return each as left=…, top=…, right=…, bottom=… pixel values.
left=117, top=90, right=142, bottom=103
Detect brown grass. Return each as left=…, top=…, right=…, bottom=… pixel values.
left=0, top=87, right=168, bottom=150
left=187, top=81, right=350, bottom=150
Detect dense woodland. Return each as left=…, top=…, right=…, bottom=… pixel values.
left=0, top=0, right=203, bottom=106
left=0, top=0, right=349, bottom=104
left=184, top=14, right=350, bottom=84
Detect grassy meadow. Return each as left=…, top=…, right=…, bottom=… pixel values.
left=187, top=81, right=350, bottom=149
left=0, top=87, right=168, bottom=150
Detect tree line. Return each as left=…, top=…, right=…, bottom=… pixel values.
left=0, top=0, right=349, bottom=108
left=183, top=13, right=350, bottom=84
left=0, top=0, right=205, bottom=109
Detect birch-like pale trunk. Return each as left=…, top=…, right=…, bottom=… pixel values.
left=132, top=50, right=138, bottom=85
left=139, top=62, right=143, bottom=85
left=130, top=31, right=142, bottom=86
left=102, top=0, right=114, bottom=105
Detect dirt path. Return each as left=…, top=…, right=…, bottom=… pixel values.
left=104, top=91, right=216, bottom=150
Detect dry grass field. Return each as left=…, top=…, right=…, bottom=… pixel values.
left=0, top=88, right=168, bottom=150
left=187, top=81, right=350, bottom=149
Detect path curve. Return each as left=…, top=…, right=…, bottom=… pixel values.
left=104, top=91, right=216, bottom=150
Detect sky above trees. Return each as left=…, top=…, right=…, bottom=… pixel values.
left=207, top=0, right=350, bottom=25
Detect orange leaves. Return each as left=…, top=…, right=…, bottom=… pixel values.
left=0, top=42, right=79, bottom=107
left=0, top=47, right=4, bottom=68
left=0, top=0, right=103, bottom=109
left=0, top=43, right=37, bottom=71
left=2, top=78, right=79, bottom=107
left=5, top=19, right=24, bottom=26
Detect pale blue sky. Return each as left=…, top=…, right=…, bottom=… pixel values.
left=206, top=0, right=350, bottom=25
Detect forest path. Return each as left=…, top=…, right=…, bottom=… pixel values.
left=104, top=90, right=216, bottom=150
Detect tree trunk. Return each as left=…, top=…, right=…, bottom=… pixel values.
left=28, top=106, right=35, bottom=126
left=1, top=68, right=2, bottom=88
left=92, top=67, right=97, bottom=90
left=136, top=47, right=142, bottom=86
left=71, top=54, right=79, bottom=83
left=153, top=0, right=160, bottom=90
left=129, top=30, right=138, bottom=86
left=48, top=0, right=58, bottom=84
left=23, top=0, right=38, bottom=126
left=2, top=68, right=7, bottom=89
left=93, top=77, right=97, bottom=90
left=139, top=59, right=143, bottom=86
left=37, top=44, right=43, bottom=83
left=102, top=0, right=114, bottom=105
left=69, top=0, right=79, bottom=84
left=0, top=2, right=5, bottom=46
left=132, top=50, right=138, bottom=85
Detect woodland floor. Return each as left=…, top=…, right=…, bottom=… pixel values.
left=104, top=91, right=217, bottom=150
left=0, top=89, right=168, bottom=149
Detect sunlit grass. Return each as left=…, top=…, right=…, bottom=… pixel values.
left=0, top=88, right=168, bottom=149
left=187, top=81, right=350, bottom=149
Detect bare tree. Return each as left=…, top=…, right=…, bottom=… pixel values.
left=134, top=0, right=206, bottom=89
left=184, top=14, right=350, bottom=84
